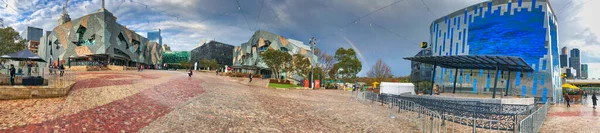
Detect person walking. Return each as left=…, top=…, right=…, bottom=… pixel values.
left=564, top=93, right=571, bottom=107
left=188, top=68, right=193, bottom=78
left=27, top=62, right=32, bottom=77
left=592, top=93, right=598, bottom=109
left=216, top=70, right=219, bottom=76
left=9, top=64, right=16, bottom=86
left=249, top=73, right=253, bottom=83
left=59, top=63, right=65, bottom=77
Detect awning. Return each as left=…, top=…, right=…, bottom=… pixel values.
left=403, top=55, right=533, bottom=72
left=0, top=49, right=46, bottom=62
left=562, top=84, right=579, bottom=89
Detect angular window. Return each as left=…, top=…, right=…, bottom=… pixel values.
left=280, top=47, right=288, bottom=52
left=118, top=33, right=129, bottom=49
left=54, top=40, right=60, bottom=50
left=132, top=39, right=141, bottom=54
left=75, top=26, right=87, bottom=46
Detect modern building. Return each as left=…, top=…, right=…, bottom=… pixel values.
left=38, top=3, right=162, bottom=69
left=581, top=64, right=588, bottom=79
left=147, top=29, right=162, bottom=46
left=232, top=30, right=317, bottom=79
left=562, top=67, right=576, bottom=79
left=190, top=40, right=234, bottom=69
left=560, top=46, right=568, bottom=68
left=410, top=48, right=433, bottom=91
left=426, top=0, right=560, bottom=101
left=569, top=48, right=580, bottom=78
left=161, top=51, right=190, bottom=64
left=22, top=26, right=43, bottom=54
left=162, top=44, right=171, bottom=52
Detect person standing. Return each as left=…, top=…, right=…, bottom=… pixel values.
left=27, top=62, right=32, bottom=77
left=59, top=63, right=65, bottom=77
left=592, top=93, right=598, bottom=109
left=188, top=68, right=193, bottom=78
left=9, top=64, right=16, bottom=86
left=564, top=93, right=571, bottom=107
left=249, top=73, right=253, bottom=83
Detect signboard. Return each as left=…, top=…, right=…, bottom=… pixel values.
left=304, top=80, right=309, bottom=88
left=315, top=80, right=320, bottom=89
left=420, top=42, right=428, bottom=48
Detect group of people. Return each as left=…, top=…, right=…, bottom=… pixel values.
left=564, top=92, right=598, bottom=109
left=49, top=63, right=65, bottom=76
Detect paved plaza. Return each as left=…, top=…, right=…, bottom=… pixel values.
left=0, top=70, right=419, bottom=132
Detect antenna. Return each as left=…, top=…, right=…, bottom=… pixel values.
left=102, top=0, right=105, bottom=9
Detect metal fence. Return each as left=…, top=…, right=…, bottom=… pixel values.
left=353, top=91, right=550, bottom=133
left=518, top=102, right=549, bottom=133
left=1, top=67, right=77, bottom=88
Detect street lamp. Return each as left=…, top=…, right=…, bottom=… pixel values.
left=309, top=37, right=317, bottom=89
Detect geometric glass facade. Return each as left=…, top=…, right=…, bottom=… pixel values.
left=429, top=0, right=560, bottom=102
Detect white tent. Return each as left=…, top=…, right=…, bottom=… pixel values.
left=380, top=82, right=415, bottom=95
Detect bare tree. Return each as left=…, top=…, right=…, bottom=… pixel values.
left=367, top=58, right=393, bottom=82
left=314, top=48, right=335, bottom=78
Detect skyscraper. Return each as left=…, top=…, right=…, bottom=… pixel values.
left=22, top=26, right=43, bottom=54
left=581, top=64, right=588, bottom=79
left=560, top=46, right=568, bottom=68
left=569, top=48, right=581, bottom=78
left=147, top=29, right=162, bottom=46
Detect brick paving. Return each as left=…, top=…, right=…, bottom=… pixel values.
left=539, top=96, right=600, bottom=132
left=1, top=70, right=420, bottom=132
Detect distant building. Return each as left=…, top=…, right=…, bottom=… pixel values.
left=22, top=26, right=43, bottom=54
left=161, top=51, right=190, bottom=64
left=162, top=44, right=171, bottom=52
left=190, top=40, right=234, bottom=69
left=560, top=46, right=568, bottom=68
left=569, top=48, right=581, bottom=78
left=561, top=67, right=577, bottom=79
left=581, top=64, right=588, bottom=79
left=232, top=30, right=317, bottom=79
left=39, top=4, right=163, bottom=69
left=147, top=29, right=162, bottom=46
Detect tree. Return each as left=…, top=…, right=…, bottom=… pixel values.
left=179, top=61, right=193, bottom=69
left=291, top=53, right=311, bottom=79
left=314, top=48, right=335, bottom=79
left=0, top=27, right=27, bottom=63
left=261, top=49, right=291, bottom=80
left=199, top=58, right=219, bottom=70
left=333, top=48, right=362, bottom=82
left=367, top=58, right=394, bottom=82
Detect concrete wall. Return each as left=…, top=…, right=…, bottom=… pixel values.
left=0, top=84, right=73, bottom=100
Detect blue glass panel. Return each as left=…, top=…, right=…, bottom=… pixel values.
left=464, top=10, right=468, bottom=24
left=488, top=2, right=492, bottom=14
left=462, top=29, right=466, bottom=53
left=443, top=32, right=446, bottom=50
left=450, top=28, right=454, bottom=54
left=455, top=43, right=459, bottom=55
left=540, top=73, right=545, bottom=85
left=457, top=17, right=461, bottom=29
left=473, top=79, right=477, bottom=94
left=454, top=17, right=456, bottom=25
left=532, top=0, right=537, bottom=9
left=542, top=60, right=547, bottom=70
left=542, top=88, right=547, bottom=102
left=449, top=69, right=453, bottom=82
left=480, top=69, right=483, bottom=76
left=507, top=1, right=512, bottom=14
left=467, top=2, right=546, bottom=68
left=459, top=32, right=462, bottom=40
left=518, top=0, right=522, bottom=7
left=516, top=71, right=521, bottom=86
left=486, top=74, right=490, bottom=91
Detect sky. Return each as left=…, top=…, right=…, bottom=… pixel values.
left=2, top=0, right=600, bottom=78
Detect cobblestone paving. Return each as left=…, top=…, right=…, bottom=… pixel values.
left=1, top=70, right=420, bottom=132
left=539, top=96, right=600, bottom=132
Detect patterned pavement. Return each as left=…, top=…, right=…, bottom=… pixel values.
left=1, top=70, right=421, bottom=132
left=540, top=96, right=600, bottom=132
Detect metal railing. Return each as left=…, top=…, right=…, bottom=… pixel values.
left=1, top=67, right=77, bottom=88
left=518, top=102, right=549, bottom=133
left=353, top=91, right=549, bottom=133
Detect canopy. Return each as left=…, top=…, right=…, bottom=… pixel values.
left=0, top=50, right=46, bottom=62
left=562, top=83, right=580, bottom=89
left=404, top=55, right=533, bottom=72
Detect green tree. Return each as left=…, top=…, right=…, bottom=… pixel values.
left=0, top=27, right=27, bottom=63
left=291, top=53, right=311, bottom=79
left=179, top=61, right=193, bottom=69
left=261, top=49, right=291, bottom=80
left=333, top=48, right=362, bottom=82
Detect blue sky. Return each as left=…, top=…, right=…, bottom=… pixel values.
left=2, top=0, right=600, bottom=78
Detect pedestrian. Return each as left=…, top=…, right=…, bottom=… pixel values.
left=592, top=93, right=598, bottom=109
left=249, top=73, right=253, bottom=83
left=564, top=93, right=571, bottom=107
left=188, top=68, right=193, bottom=78
left=27, top=62, right=32, bottom=77
left=9, top=64, right=16, bottom=86
left=49, top=65, right=54, bottom=75
left=59, top=63, right=65, bottom=77
left=216, top=70, right=219, bottom=76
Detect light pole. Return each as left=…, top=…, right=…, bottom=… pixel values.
left=309, top=37, right=317, bottom=89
